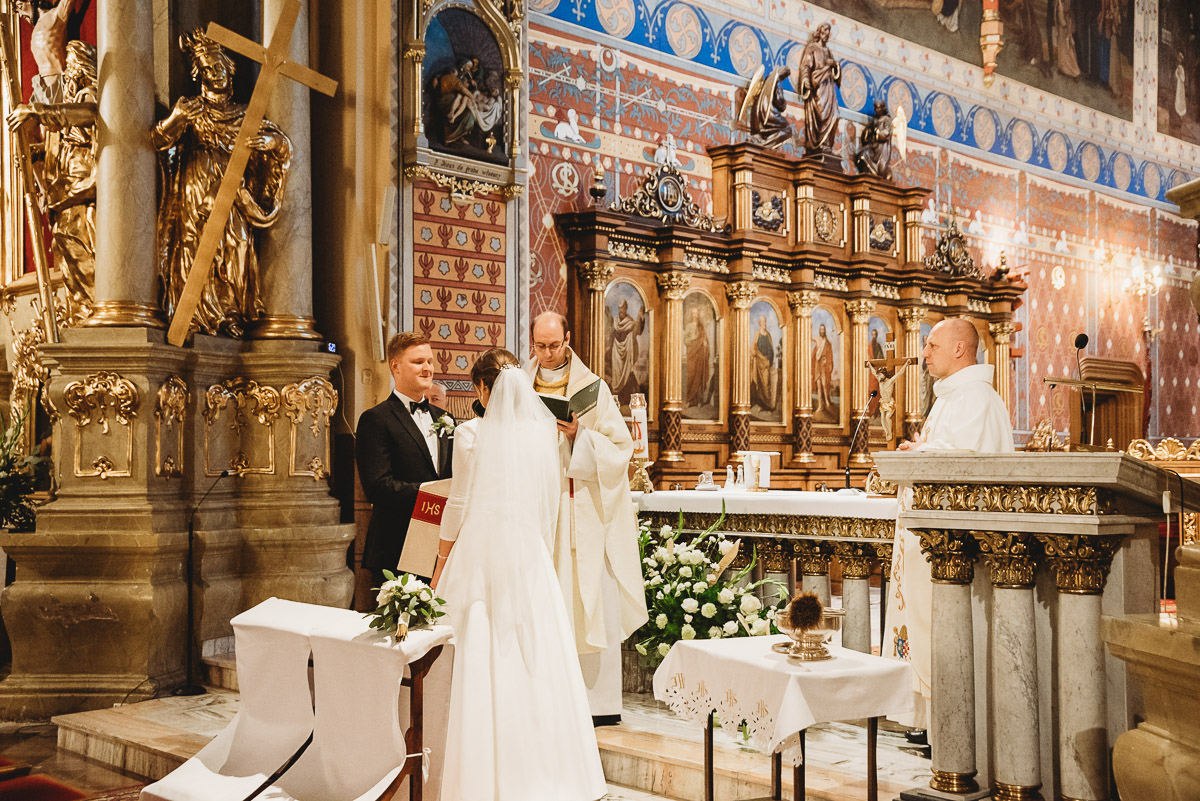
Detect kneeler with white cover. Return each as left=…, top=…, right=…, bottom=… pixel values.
left=139, top=598, right=357, bottom=801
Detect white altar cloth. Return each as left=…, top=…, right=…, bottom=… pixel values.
left=653, top=635, right=913, bottom=765
left=637, top=489, right=898, bottom=521
left=141, top=598, right=453, bottom=801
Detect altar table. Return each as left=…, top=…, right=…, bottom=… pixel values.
left=637, top=489, right=899, bottom=522
left=653, top=635, right=914, bottom=801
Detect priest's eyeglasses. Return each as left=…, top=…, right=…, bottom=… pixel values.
left=533, top=340, right=565, bottom=353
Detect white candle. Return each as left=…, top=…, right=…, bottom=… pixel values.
left=630, top=407, right=648, bottom=458
left=758, top=453, right=771, bottom=489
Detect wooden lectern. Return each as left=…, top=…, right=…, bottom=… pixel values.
left=1045, top=358, right=1144, bottom=451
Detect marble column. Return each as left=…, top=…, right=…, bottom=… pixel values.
left=918, top=529, right=980, bottom=794
left=1039, top=533, right=1124, bottom=801
left=846, top=298, right=874, bottom=462
left=796, top=541, right=832, bottom=607
left=976, top=532, right=1043, bottom=800
left=87, top=0, right=163, bottom=327
left=787, top=290, right=818, bottom=464
left=988, top=321, right=1015, bottom=412
left=576, top=261, right=614, bottom=376
left=656, top=271, right=689, bottom=462
left=726, top=281, right=755, bottom=454
left=833, top=541, right=872, bottom=653
left=253, top=0, right=320, bottom=340
left=900, top=307, right=926, bottom=440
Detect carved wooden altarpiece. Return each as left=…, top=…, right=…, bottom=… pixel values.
left=557, top=143, right=1027, bottom=489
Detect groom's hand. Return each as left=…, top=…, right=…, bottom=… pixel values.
left=557, top=413, right=579, bottom=443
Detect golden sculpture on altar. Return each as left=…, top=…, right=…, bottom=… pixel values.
left=6, top=39, right=97, bottom=324
left=154, top=30, right=292, bottom=339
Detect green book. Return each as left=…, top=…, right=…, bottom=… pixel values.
left=538, top=378, right=603, bottom=422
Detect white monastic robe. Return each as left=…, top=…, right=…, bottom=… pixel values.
left=528, top=350, right=649, bottom=716
left=884, top=363, right=1014, bottom=728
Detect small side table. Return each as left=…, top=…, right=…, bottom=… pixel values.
left=654, top=635, right=914, bottom=801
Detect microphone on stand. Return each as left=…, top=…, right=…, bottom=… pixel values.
left=841, top=389, right=879, bottom=493
left=1074, top=333, right=1090, bottom=446
left=176, top=469, right=231, bottom=697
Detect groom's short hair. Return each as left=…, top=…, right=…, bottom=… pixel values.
left=386, top=331, right=430, bottom=362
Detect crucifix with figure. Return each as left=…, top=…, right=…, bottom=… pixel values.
left=166, top=0, right=337, bottom=346
left=866, top=350, right=917, bottom=449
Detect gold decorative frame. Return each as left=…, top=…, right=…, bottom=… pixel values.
left=1127, top=437, right=1199, bottom=544
left=63, top=371, right=140, bottom=480
left=203, top=378, right=281, bottom=477
left=154, top=376, right=190, bottom=478
left=282, top=376, right=338, bottom=481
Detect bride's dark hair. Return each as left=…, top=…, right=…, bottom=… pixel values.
left=470, top=348, right=519, bottom=391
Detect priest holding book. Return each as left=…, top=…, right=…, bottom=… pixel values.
left=528, top=312, right=649, bottom=725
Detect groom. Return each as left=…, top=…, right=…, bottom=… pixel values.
left=356, top=332, right=454, bottom=590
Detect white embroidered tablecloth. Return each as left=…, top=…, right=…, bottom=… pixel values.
left=636, top=489, right=898, bottom=521
left=653, top=635, right=914, bottom=765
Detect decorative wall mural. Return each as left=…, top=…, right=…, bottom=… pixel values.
left=423, top=9, right=507, bottom=162
left=1159, top=0, right=1200, bottom=146
left=811, top=307, right=841, bottom=427
left=748, top=299, right=783, bottom=423
left=682, top=291, right=721, bottom=421
left=603, top=279, right=650, bottom=409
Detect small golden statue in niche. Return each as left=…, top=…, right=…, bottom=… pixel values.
left=153, top=29, right=292, bottom=338
left=6, top=39, right=97, bottom=324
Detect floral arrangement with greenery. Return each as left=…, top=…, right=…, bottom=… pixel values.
left=633, top=508, right=786, bottom=665
left=0, top=411, right=42, bottom=532
left=366, top=570, right=447, bottom=640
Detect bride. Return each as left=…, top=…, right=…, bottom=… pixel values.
left=430, top=348, right=606, bottom=801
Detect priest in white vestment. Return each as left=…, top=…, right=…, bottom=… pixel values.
left=885, top=318, right=1014, bottom=732
left=528, top=312, right=649, bottom=722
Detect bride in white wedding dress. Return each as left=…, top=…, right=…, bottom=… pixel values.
left=430, top=348, right=606, bottom=801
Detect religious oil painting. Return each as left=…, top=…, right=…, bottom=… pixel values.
left=682, top=291, right=721, bottom=422
left=811, top=307, right=842, bottom=427
left=748, top=300, right=784, bottom=424
left=422, top=8, right=507, bottom=163
left=1159, top=0, right=1200, bottom=147
left=798, top=0, right=1134, bottom=121
left=603, top=280, right=651, bottom=413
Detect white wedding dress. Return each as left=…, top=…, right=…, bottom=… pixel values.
left=437, top=368, right=607, bottom=801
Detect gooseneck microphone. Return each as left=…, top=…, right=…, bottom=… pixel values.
left=1074, top=333, right=1089, bottom=445
left=844, top=389, right=879, bottom=490
left=177, top=469, right=232, bottom=697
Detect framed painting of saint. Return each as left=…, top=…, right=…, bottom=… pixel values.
left=682, top=290, right=721, bottom=422
left=422, top=8, right=507, bottom=163
left=811, top=306, right=843, bottom=427
left=748, top=299, right=784, bottom=424
left=603, top=279, right=652, bottom=413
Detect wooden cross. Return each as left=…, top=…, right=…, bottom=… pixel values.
left=166, top=0, right=338, bottom=346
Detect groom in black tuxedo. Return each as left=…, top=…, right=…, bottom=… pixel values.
left=356, top=332, right=454, bottom=588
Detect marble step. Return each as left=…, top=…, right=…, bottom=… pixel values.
left=200, top=651, right=238, bottom=692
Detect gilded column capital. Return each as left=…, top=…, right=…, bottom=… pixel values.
left=402, top=42, right=425, bottom=62
left=833, top=541, right=873, bottom=580
left=899, top=307, right=927, bottom=331
left=872, top=541, right=894, bottom=566
left=795, top=540, right=832, bottom=575
left=989, top=320, right=1016, bottom=344
left=916, top=529, right=977, bottom=584
left=1035, top=534, right=1123, bottom=595
left=576, top=260, right=615, bottom=292
left=656, top=270, right=690, bottom=300
left=845, top=298, right=875, bottom=324
left=786, top=289, right=820, bottom=317
left=726, top=281, right=756, bottom=310
left=974, top=531, right=1040, bottom=588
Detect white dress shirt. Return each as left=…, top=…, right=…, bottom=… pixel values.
left=393, top=390, right=439, bottom=463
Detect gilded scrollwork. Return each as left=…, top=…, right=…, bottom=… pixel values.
left=911, top=483, right=1116, bottom=516
left=609, top=163, right=722, bottom=232
left=282, top=377, right=338, bottom=481
left=1035, top=534, right=1123, bottom=595
left=63, top=371, right=140, bottom=479
left=915, top=529, right=977, bottom=584
left=864, top=469, right=898, bottom=496
left=637, top=511, right=895, bottom=544
left=1127, top=437, right=1200, bottom=461
left=833, top=541, right=873, bottom=579
left=203, top=378, right=281, bottom=476
left=154, top=376, right=189, bottom=478
left=575, top=260, right=615, bottom=293
left=795, top=540, right=832, bottom=575
left=655, top=271, right=690, bottom=301
left=973, top=531, right=1040, bottom=588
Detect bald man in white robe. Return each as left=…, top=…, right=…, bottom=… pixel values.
left=885, top=318, right=1014, bottom=732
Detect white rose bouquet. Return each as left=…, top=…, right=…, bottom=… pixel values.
left=633, top=506, right=786, bottom=666
left=366, top=570, right=447, bottom=640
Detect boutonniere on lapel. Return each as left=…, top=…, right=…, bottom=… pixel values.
left=431, top=414, right=456, bottom=437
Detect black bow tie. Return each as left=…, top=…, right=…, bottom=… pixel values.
left=409, top=399, right=431, bottom=415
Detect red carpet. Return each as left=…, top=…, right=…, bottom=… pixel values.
left=0, top=775, right=87, bottom=801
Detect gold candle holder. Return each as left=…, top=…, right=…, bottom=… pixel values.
left=630, top=457, right=654, bottom=493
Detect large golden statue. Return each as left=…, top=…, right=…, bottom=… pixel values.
left=6, top=39, right=97, bottom=324
left=153, top=29, right=292, bottom=338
